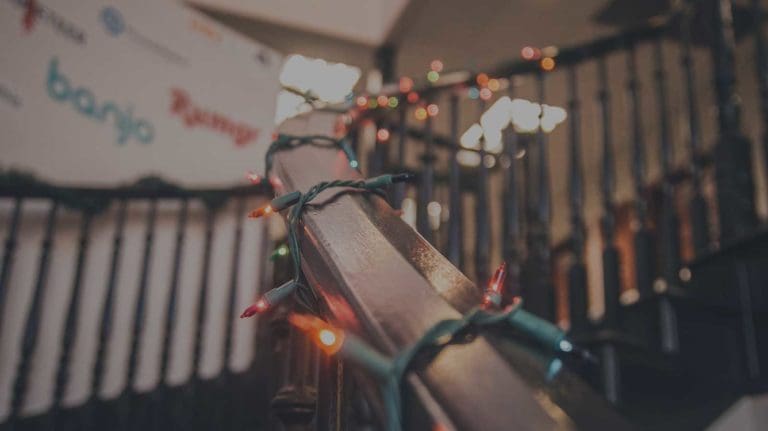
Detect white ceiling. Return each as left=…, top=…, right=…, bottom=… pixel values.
left=186, top=0, right=410, bottom=45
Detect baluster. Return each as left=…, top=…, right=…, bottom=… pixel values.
left=523, top=72, right=554, bottom=321
left=392, top=102, right=408, bottom=209
left=476, top=97, right=491, bottom=283
left=710, top=0, right=757, bottom=240
left=120, top=198, right=158, bottom=430
left=681, top=1, right=711, bottom=255
left=154, top=198, right=188, bottom=430
left=447, top=93, right=464, bottom=269
left=0, top=197, right=23, bottom=338
left=189, top=205, right=217, bottom=431
left=86, top=198, right=127, bottom=429
left=502, top=84, right=522, bottom=299
left=417, top=99, right=435, bottom=244
left=369, top=119, right=385, bottom=177
left=566, top=65, right=589, bottom=333
left=50, top=209, right=95, bottom=429
left=7, top=201, right=59, bottom=429
left=598, top=57, right=623, bottom=404
left=627, top=42, right=655, bottom=298
left=754, top=0, right=768, bottom=201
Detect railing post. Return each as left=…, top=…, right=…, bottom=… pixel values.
left=392, top=103, right=408, bottom=209
left=626, top=42, right=655, bottom=298
left=710, top=0, right=758, bottom=240
left=753, top=0, right=768, bottom=203
left=502, top=83, right=522, bottom=299
left=447, top=93, right=464, bottom=268
left=475, top=97, right=491, bottom=283
left=597, top=56, right=623, bottom=404
left=681, top=1, right=711, bottom=255
left=0, top=197, right=23, bottom=338
left=522, top=71, right=554, bottom=321
left=417, top=98, right=435, bottom=244
left=566, top=65, right=589, bottom=333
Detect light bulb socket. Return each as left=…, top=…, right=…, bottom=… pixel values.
left=270, top=191, right=302, bottom=212
left=508, top=308, right=567, bottom=353
left=263, top=280, right=298, bottom=306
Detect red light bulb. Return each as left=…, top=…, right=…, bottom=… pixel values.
left=240, top=298, right=269, bottom=318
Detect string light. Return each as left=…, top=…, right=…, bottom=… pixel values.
left=540, top=57, right=556, bottom=71
left=269, top=243, right=290, bottom=261
left=246, top=171, right=263, bottom=184
left=388, top=96, right=399, bottom=108
left=399, top=77, right=414, bottom=93
left=407, top=91, right=420, bottom=103
left=248, top=190, right=302, bottom=218
left=426, top=104, right=439, bottom=117
left=468, top=87, right=480, bottom=99
left=368, top=98, right=379, bottom=109
left=240, top=280, right=297, bottom=317
left=377, top=95, right=389, bottom=106
left=429, top=59, right=444, bottom=72
left=356, top=96, right=368, bottom=108
left=483, top=261, right=507, bottom=308
left=377, top=128, right=391, bottom=142
left=521, top=46, right=536, bottom=60
left=414, top=107, right=428, bottom=121
left=476, top=73, right=489, bottom=87
left=487, top=78, right=501, bottom=92
left=427, top=70, right=440, bottom=83
left=479, top=87, right=492, bottom=100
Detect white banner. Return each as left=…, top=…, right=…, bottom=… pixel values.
left=0, top=0, right=282, bottom=186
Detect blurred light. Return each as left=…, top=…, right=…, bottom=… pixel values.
left=377, top=95, right=389, bottom=106
left=356, top=96, right=368, bottom=107
left=415, top=107, right=428, bottom=121
left=457, top=150, right=481, bottom=167
left=319, top=329, right=337, bottom=346
left=540, top=105, right=567, bottom=132
left=368, top=98, right=378, bottom=109
left=521, top=46, right=536, bottom=60
left=430, top=59, right=444, bottom=72
left=407, top=91, right=420, bottom=103
left=479, top=88, right=492, bottom=100
left=274, top=90, right=313, bottom=124
left=476, top=73, right=489, bottom=87
left=468, top=87, right=480, bottom=99
left=376, top=128, right=390, bottom=142
left=401, top=197, right=417, bottom=227
left=427, top=103, right=439, bottom=117
left=427, top=70, right=440, bottom=82
left=541, top=57, right=556, bottom=71
left=480, top=96, right=513, bottom=131
left=484, top=154, right=497, bottom=168
left=542, top=46, right=559, bottom=57
left=388, top=96, right=399, bottom=108
left=483, top=129, right=503, bottom=153
left=399, top=76, right=414, bottom=93
left=460, top=123, right=483, bottom=149
left=488, top=78, right=501, bottom=91
left=427, top=201, right=442, bottom=230
left=366, top=69, right=383, bottom=94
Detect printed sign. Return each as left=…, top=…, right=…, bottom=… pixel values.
left=0, top=0, right=282, bottom=186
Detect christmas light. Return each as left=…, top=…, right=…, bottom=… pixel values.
left=414, top=107, right=428, bottom=121
left=476, top=73, right=489, bottom=87
left=479, top=88, right=492, bottom=100
left=356, top=96, right=368, bottom=108
left=248, top=191, right=302, bottom=218
left=430, top=59, right=444, bottom=72
left=246, top=171, right=263, bottom=184
left=468, top=87, right=480, bottom=99
left=540, top=57, right=556, bottom=71
left=399, top=77, right=414, bottom=93
left=240, top=280, right=297, bottom=317
left=269, top=243, right=290, bottom=261
left=426, top=104, right=439, bottom=117
left=377, top=128, right=390, bottom=142
left=483, top=262, right=507, bottom=308
left=339, top=139, right=360, bottom=169
left=377, top=95, right=389, bottom=106
left=388, top=96, right=399, bottom=108
left=487, top=78, right=501, bottom=92
left=427, top=70, right=440, bottom=83
left=521, top=46, right=536, bottom=60
left=368, top=98, right=378, bottom=109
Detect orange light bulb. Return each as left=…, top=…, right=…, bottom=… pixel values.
left=240, top=298, right=269, bottom=318
left=248, top=205, right=273, bottom=218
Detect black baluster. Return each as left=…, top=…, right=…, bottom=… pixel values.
left=502, top=84, right=522, bottom=300
left=754, top=0, right=768, bottom=202
left=447, top=93, right=464, bottom=269
left=598, top=57, right=623, bottom=404
left=654, top=36, right=683, bottom=284
left=710, top=0, right=757, bottom=240
left=476, top=97, right=491, bottom=283
left=120, top=198, right=158, bottom=430
left=0, top=197, right=23, bottom=339
left=7, top=201, right=59, bottom=429
left=627, top=42, right=655, bottom=298
left=50, top=210, right=95, bottom=429
left=417, top=100, right=435, bottom=244
left=86, top=198, right=127, bottom=429
left=369, top=120, right=385, bottom=177
left=154, top=198, right=189, bottom=430
left=681, top=1, right=711, bottom=255
left=523, top=72, right=554, bottom=321
left=392, top=103, right=408, bottom=209
left=566, top=65, right=589, bottom=334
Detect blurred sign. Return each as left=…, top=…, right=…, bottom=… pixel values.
left=0, top=0, right=282, bottom=186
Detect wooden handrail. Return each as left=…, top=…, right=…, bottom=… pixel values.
left=271, top=142, right=630, bottom=430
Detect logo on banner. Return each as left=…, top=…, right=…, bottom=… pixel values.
left=170, top=88, right=259, bottom=147
left=98, top=6, right=188, bottom=66
left=46, top=57, right=154, bottom=145
left=9, top=0, right=86, bottom=44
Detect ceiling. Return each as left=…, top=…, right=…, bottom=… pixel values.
left=185, top=0, right=410, bottom=45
